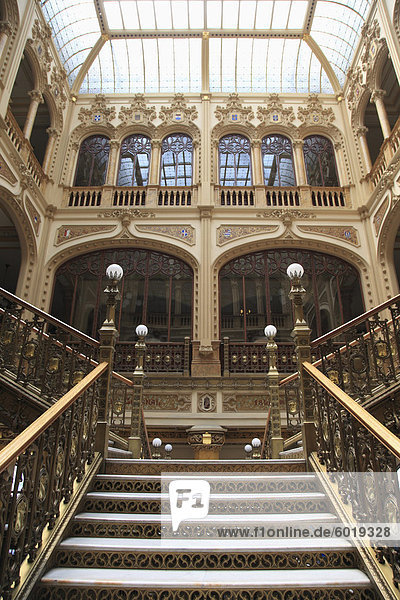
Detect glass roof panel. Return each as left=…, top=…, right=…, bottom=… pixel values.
left=154, top=1, right=173, bottom=28
left=80, top=37, right=201, bottom=93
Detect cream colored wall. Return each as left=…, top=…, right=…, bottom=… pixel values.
left=1, top=0, right=400, bottom=430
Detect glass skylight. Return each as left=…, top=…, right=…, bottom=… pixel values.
left=40, top=0, right=373, bottom=94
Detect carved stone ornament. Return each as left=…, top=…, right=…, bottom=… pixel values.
left=78, top=94, right=116, bottom=126
left=135, top=224, right=195, bottom=245
left=0, top=154, right=17, bottom=184
left=118, top=94, right=157, bottom=128
left=159, top=93, right=198, bottom=125
left=257, top=94, right=295, bottom=129
left=217, top=225, right=278, bottom=246
left=98, top=209, right=156, bottom=220
left=298, top=225, right=359, bottom=246
left=215, top=93, right=254, bottom=126
left=197, top=393, right=216, bottom=413
left=257, top=209, right=316, bottom=224
left=373, top=197, right=389, bottom=236
left=360, top=20, right=386, bottom=78
left=55, top=224, right=117, bottom=246
left=297, top=94, right=335, bottom=127
left=223, top=394, right=269, bottom=412
left=26, top=19, right=53, bottom=74
left=47, top=67, right=68, bottom=111
left=25, top=198, right=41, bottom=235
left=143, top=394, right=191, bottom=411
left=346, top=66, right=366, bottom=112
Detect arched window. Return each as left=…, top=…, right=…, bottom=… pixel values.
left=74, top=135, right=110, bottom=186
left=219, top=249, right=364, bottom=342
left=117, top=134, right=151, bottom=186
left=51, top=249, right=193, bottom=343
left=303, top=135, right=339, bottom=187
left=261, top=135, right=296, bottom=186
left=160, top=133, right=193, bottom=186
left=219, top=134, right=251, bottom=186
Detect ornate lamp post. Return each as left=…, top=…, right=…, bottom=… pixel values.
left=287, top=263, right=316, bottom=460
left=97, top=264, right=123, bottom=457
left=128, top=324, right=148, bottom=458
left=265, top=324, right=283, bottom=458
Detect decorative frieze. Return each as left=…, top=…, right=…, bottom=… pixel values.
left=55, top=224, right=117, bottom=245
left=143, top=394, right=191, bottom=411
left=297, top=94, right=335, bottom=128
left=373, top=198, right=389, bottom=236
left=217, top=225, right=278, bottom=246
left=223, top=394, right=269, bottom=412
left=197, top=393, right=216, bottom=412
left=26, top=19, right=53, bottom=75
left=257, top=209, right=316, bottom=224
left=98, top=209, right=156, bottom=219
left=136, top=224, right=195, bottom=245
left=298, top=225, right=359, bottom=246
left=215, top=93, right=254, bottom=126
left=0, top=154, right=17, bottom=184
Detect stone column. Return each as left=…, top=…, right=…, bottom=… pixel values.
left=0, top=21, right=12, bottom=67
left=23, top=90, right=43, bottom=140
left=149, top=139, right=161, bottom=185
left=293, top=139, right=307, bottom=186
left=252, top=139, right=263, bottom=185
left=371, top=89, right=391, bottom=140
left=191, top=207, right=221, bottom=376
left=42, top=127, right=59, bottom=174
left=357, top=126, right=372, bottom=173
left=105, top=140, right=120, bottom=185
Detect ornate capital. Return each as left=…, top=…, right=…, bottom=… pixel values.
left=293, top=139, right=304, bottom=149
left=0, top=21, right=13, bottom=36
left=356, top=126, right=368, bottom=137
left=109, top=140, right=119, bottom=150
left=28, top=90, right=43, bottom=104
left=46, top=127, right=59, bottom=138
left=371, top=89, right=386, bottom=104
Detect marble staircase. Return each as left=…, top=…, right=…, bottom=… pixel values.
left=35, top=458, right=378, bottom=600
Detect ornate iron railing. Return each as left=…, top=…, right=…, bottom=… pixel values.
left=115, top=339, right=191, bottom=375
left=304, top=360, right=400, bottom=587
left=222, top=338, right=297, bottom=375
left=310, top=294, right=400, bottom=402
left=0, top=362, right=107, bottom=599
left=0, top=288, right=99, bottom=401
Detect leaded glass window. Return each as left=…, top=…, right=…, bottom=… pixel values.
left=117, top=134, right=151, bottom=186
left=51, top=248, right=193, bottom=342
left=160, top=133, right=193, bottom=186
left=303, top=135, right=339, bottom=187
left=262, top=135, right=296, bottom=186
left=219, top=249, right=364, bottom=342
left=219, top=134, right=252, bottom=186
left=74, top=135, right=110, bottom=186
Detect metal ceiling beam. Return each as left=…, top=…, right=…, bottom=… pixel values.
left=71, top=35, right=108, bottom=95
left=304, top=35, right=341, bottom=93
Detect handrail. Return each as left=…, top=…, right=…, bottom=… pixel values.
left=310, top=293, right=400, bottom=347
left=0, top=362, right=108, bottom=474
left=0, top=286, right=100, bottom=347
left=303, top=361, right=400, bottom=460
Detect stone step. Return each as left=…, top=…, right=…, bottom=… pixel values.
left=93, top=473, right=320, bottom=494
left=38, top=567, right=375, bottom=600
left=104, top=458, right=307, bottom=475
left=83, top=491, right=331, bottom=514
left=72, top=511, right=339, bottom=538
left=53, top=536, right=360, bottom=570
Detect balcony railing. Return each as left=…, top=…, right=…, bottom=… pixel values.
left=4, top=108, right=48, bottom=190
left=114, top=338, right=191, bottom=375
left=158, top=187, right=193, bottom=206
left=63, top=185, right=197, bottom=208
left=218, top=187, right=255, bottom=206
left=310, top=187, right=346, bottom=207
left=369, top=114, right=400, bottom=189
left=221, top=337, right=297, bottom=375
left=265, top=188, right=300, bottom=207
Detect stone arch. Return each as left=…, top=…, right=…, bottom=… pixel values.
left=377, top=194, right=400, bottom=298
left=115, top=124, right=156, bottom=145
left=0, top=187, right=37, bottom=299
left=42, top=236, right=200, bottom=338
left=23, top=43, right=46, bottom=93
left=0, top=0, right=19, bottom=83
left=212, top=237, right=371, bottom=339
left=395, top=0, right=400, bottom=47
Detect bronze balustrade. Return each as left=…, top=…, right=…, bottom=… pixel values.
left=0, top=362, right=107, bottom=599
left=222, top=338, right=297, bottom=375
left=303, top=360, right=400, bottom=588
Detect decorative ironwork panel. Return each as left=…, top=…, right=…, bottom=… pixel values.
left=262, top=135, right=296, bottom=187
left=118, top=134, right=151, bottom=187
left=74, top=135, right=110, bottom=187
left=160, top=134, right=193, bottom=186
left=303, top=135, right=339, bottom=187
left=219, top=134, right=252, bottom=187
left=114, top=341, right=187, bottom=373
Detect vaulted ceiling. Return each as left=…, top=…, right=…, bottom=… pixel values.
left=40, top=0, right=372, bottom=95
